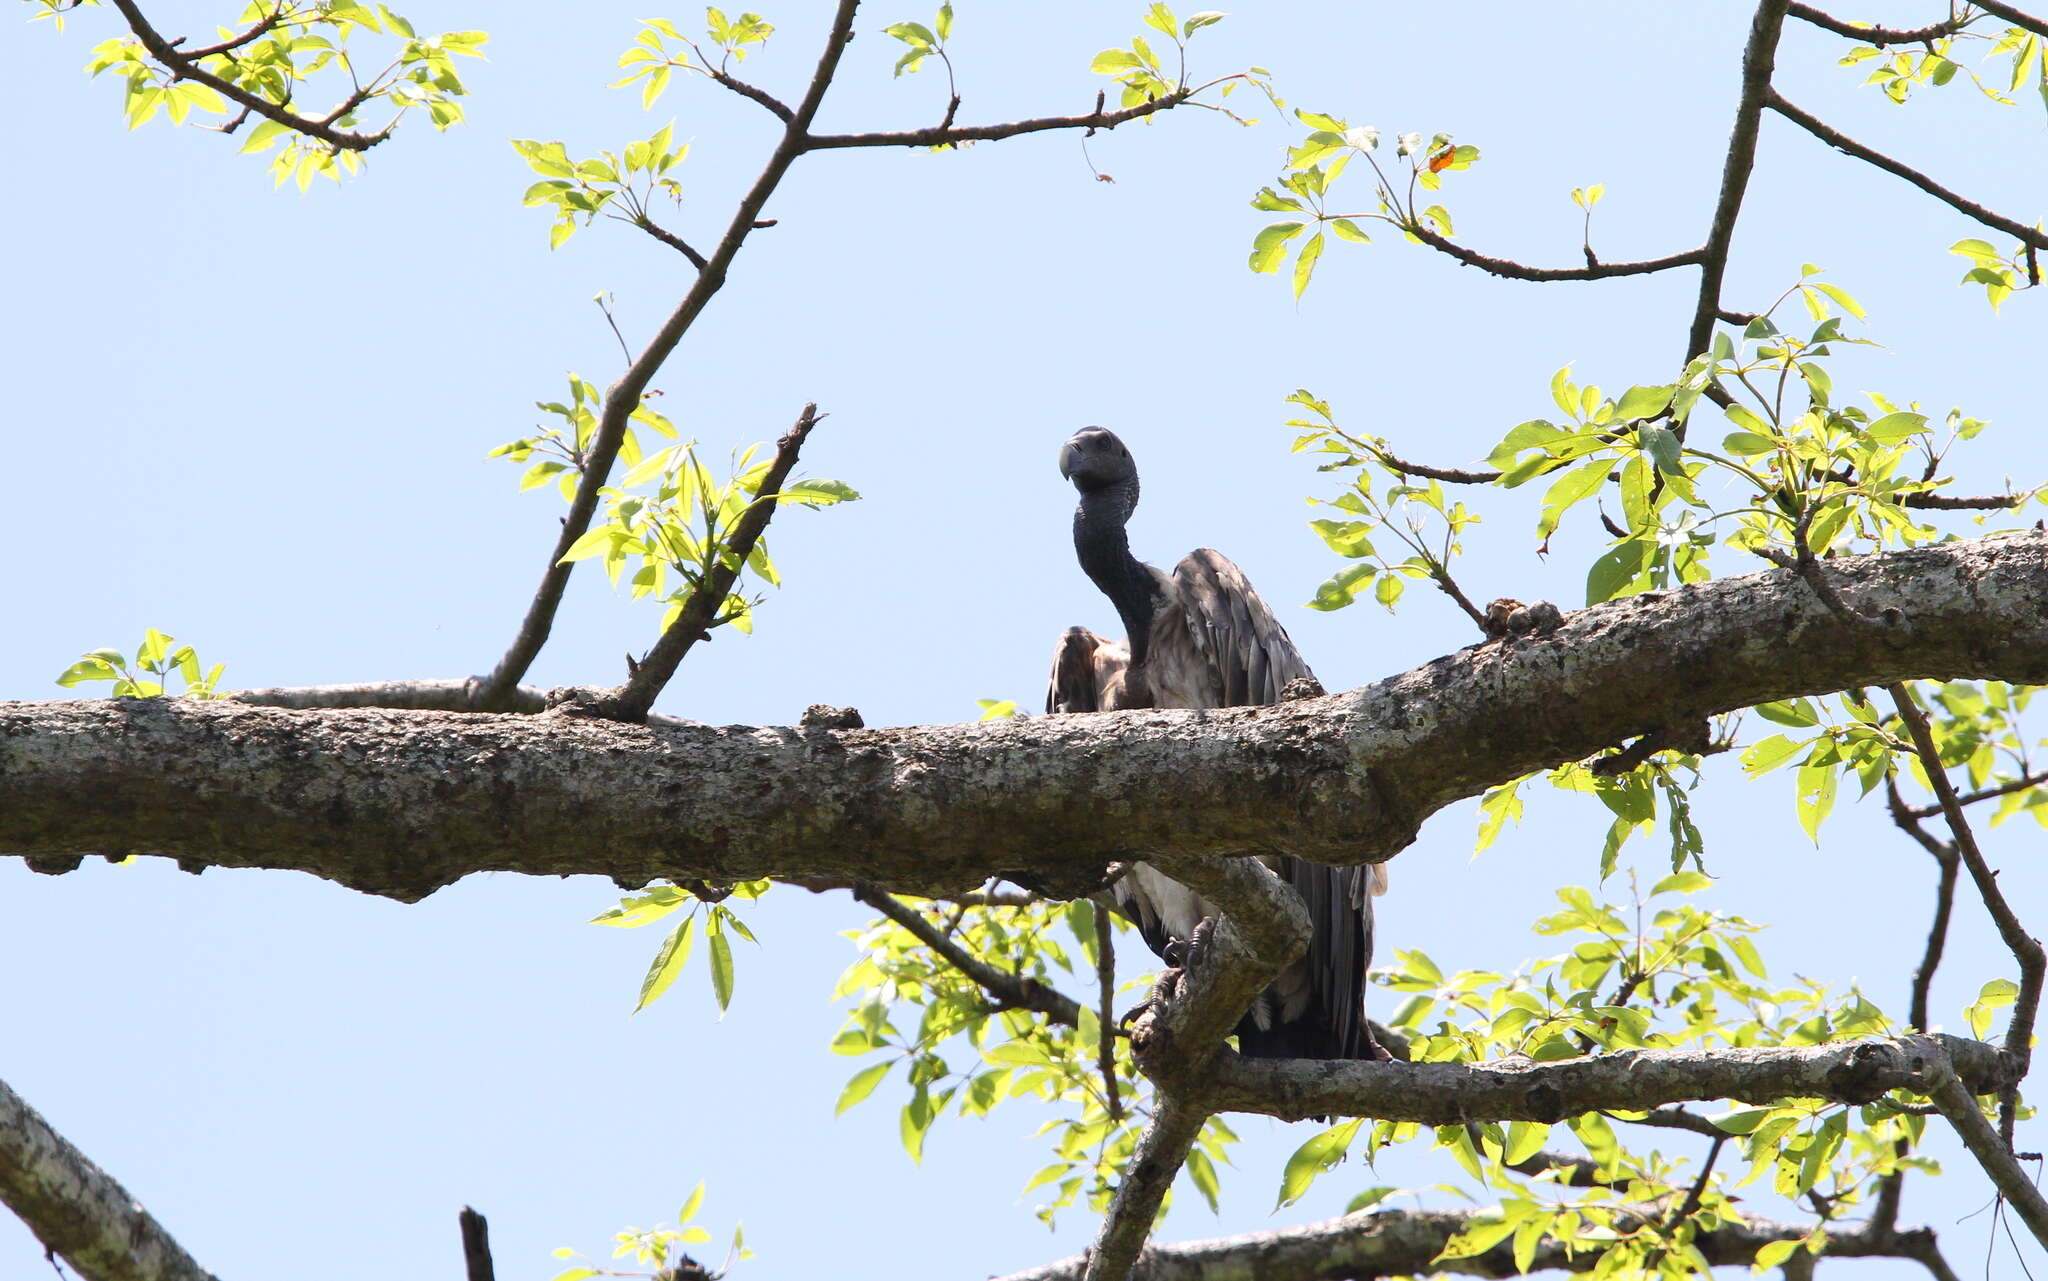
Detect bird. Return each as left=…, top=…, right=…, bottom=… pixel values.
left=1046, top=425, right=1389, bottom=1062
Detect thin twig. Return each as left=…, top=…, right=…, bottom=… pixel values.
left=1094, top=909, right=1123, bottom=1122
left=1884, top=778, right=1961, bottom=1035
left=634, top=217, right=709, bottom=270
left=105, top=0, right=388, bottom=151
left=1906, top=769, right=2048, bottom=819
left=600, top=404, right=821, bottom=722
left=179, top=4, right=290, bottom=60
left=1785, top=3, right=1972, bottom=42
left=1768, top=90, right=2048, bottom=251
left=1902, top=491, right=2031, bottom=510
left=1405, top=223, right=1704, bottom=282
left=850, top=884, right=1085, bottom=1026
left=803, top=91, right=1187, bottom=150
left=1889, top=684, right=2046, bottom=1147
left=1372, top=449, right=1501, bottom=485
left=704, top=68, right=796, bottom=123
left=471, top=1, right=865, bottom=708
left=1685, top=0, right=1791, bottom=375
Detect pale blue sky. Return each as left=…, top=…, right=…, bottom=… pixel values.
left=2, top=3, right=2044, bottom=1278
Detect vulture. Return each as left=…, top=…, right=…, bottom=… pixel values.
left=1047, top=425, right=1389, bottom=1062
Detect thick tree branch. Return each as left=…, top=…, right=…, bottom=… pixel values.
left=1686, top=0, right=1791, bottom=370
left=0, top=1075, right=217, bottom=1281
left=1902, top=490, right=2032, bottom=510
left=470, top=1, right=862, bottom=709
left=802, top=92, right=1187, bottom=150
left=1767, top=90, right=2048, bottom=251
left=997, top=1202, right=1957, bottom=1280
left=1202, top=1034, right=2013, bottom=1124
left=103, top=0, right=388, bottom=151
left=1785, top=4, right=1971, bottom=43
left=8, top=535, right=2048, bottom=901
left=1405, top=224, right=1704, bottom=282
left=1086, top=859, right=1310, bottom=1278
left=1081, top=1095, right=1209, bottom=1281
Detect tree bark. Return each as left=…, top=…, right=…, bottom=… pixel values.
left=3, top=535, right=2046, bottom=902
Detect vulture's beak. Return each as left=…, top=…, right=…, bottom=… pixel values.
left=1057, top=439, right=1081, bottom=481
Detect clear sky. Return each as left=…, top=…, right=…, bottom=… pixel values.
left=2, top=2, right=2045, bottom=1278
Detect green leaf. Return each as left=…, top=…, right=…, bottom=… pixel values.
left=1291, top=232, right=1326, bottom=299
left=708, top=930, right=735, bottom=1012
left=1504, top=1120, right=1548, bottom=1164
left=1536, top=457, right=1609, bottom=540
left=1249, top=220, right=1306, bottom=273
left=1723, top=430, right=1777, bottom=456
left=1754, top=698, right=1819, bottom=728
left=55, top=658, right=119, bottom=688
left=1276, top=1120, right=1359, bottom=1208
left=1650, top=870, right=1712, bottom=896
left=836, top=1061, right=892, bottom=1115
left=1613, top=384, right=1675, bottom=421
left=633, top=916, right=694, bottom=1011
left=1865, top=411, right=1929, bottom=441
left=1795, top=756, right=1839, bottom=841
left=1585, top=538, right=1652, bottom=605
left=677, top=1180, right=706, bottom=1224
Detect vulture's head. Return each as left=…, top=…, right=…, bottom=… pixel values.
left=1058, top=427, right=1137, bottom=494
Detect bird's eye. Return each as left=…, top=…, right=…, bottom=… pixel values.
left=1118, top=447, right=1129, bottom=457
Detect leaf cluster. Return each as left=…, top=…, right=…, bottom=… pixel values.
left=55, top=628, right=227, bottom=699
left=489, top=380, right=858, bottom=638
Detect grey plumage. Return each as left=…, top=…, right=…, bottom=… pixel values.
left=1048, top=426, right=1388, bottom=1062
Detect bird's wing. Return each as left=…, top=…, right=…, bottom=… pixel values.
left=1168, top=548, right=1316, bottom=707
left=1046, top=625, right=1130, bottom=714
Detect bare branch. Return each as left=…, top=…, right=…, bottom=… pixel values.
left=458, top=1206, right=495, bottom=1281
left=1405, top=224, right=1704, bottom=282
left=703, top=68, right=795, bottom=123
left=1924, top=1050, right=2048, bottom=1247
left=1883, top=777, right=1960, bottom=1034
left=584, top=405, right=822, bottom=722
left=1080, top=1095, right=1209, bottom=1281
left=10, top=535, right=2048, bottom=901
left=1088, top=859, right=1313, bottom=1276
left=1901, top=490, right=2032, bottom=510
left=1094, top=908, right=1123, bottom=1121
left=1888, top=683, right=2046, bottom=1143
left=1768, top=90, right=2048, bottom=251
left=998, top=1202, right=1960, bottom=1280
left=103, top=0, right=389, bottom=151
left=229, top=679, right=546, bottom=713
left=1904, top=768, right=2048, bottom=818
left=1686, top=0, right=1791, bottom=371
left=178, top=5, right=290, bottom=60
left=1975, top=0, right=2048, bottom=37
left=802, top=91, right=1187, bottom=150
left=1786, top=3, right=1972, bottom=42
left=471, top=1, right=864, bottom=709
left=1372, top=449, right=1502, bottom=484
left=850, top=884, right=1085, bottom=1026
left=0, top=1074, right=218, bottom=1281
left=1202, top=1034, right=2014, bottom=1124
left=633, top=216, right=710, bottom=270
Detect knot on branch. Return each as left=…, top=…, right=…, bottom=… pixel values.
left=1482, top=597, right=1564, bottom=641
left=1280, top=676, right=1326, bottom=701
left=800, top=704, right=865, bottom=729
